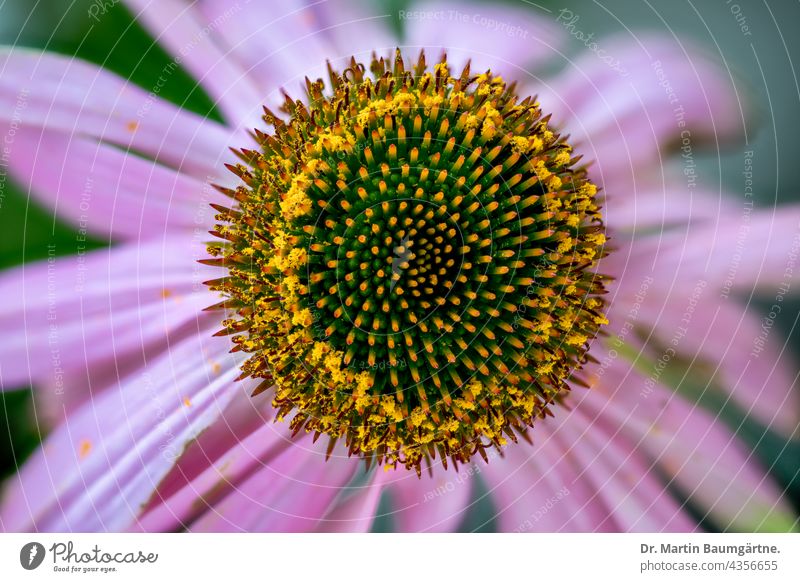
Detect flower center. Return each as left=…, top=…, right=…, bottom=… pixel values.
left=206, top=50, right=609, bottom=475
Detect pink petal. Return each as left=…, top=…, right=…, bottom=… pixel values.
left=315, top=469, right=387, bottom=533
left=401, top=0, right=563, bottom=76
left=554, top=408, right=698, bottom=532
left=630, top=288, right=800, bottom=437
left=125, top=1, right=398, bottom=122
left=121, top=0, right=264, bottom=127
left=186, top=440, right=360, bottom=532
left=0, top=333, right=243, bottom=532
left=481, top=409, right=694, bottom=532
left=539, top=35, right=748, bottom=195
left=383, top=463, right=473, bottom=532
left=0, top=48, right=233, bottom=179
left=480, top=427, right=615, bottom=532
left=0, top=237, right=220, bottom=402
left=604, top=186, right=729, bottom=234
left=137, top=398, right=380, bottom=533
left=306, top=0, right=400, bottom=61
left=194, top=0, right=396, bottom=108
left=626, top=205, right=800, bottom=295
left=601, top=203, right=800, bottom=439
left=3, top=126, right=225, bottom=240
left=141, top=386, right=279, bottom=512
left=197, top=0, right=334, bottom=91
left=584, top=360, right=798, bottom=532
left=132, top=410, right=295, bottom=532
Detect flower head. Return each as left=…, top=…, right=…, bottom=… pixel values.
left=208, top=50, right=608, bottom=473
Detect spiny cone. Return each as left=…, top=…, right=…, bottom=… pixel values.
left=205, top=49, right=610, bottom=475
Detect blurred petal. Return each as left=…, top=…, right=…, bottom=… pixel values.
left=482, top=434, right=597, bottom=532
left=556, top=408, right=698, bottom=532
left=384, top=465, right=472, bottom=532
left=186, top=441, right=359, bottom=532
left=0, top=333, right=242, bottom=532
left=0, top=237, right=218, bottom=399
left=540, top=35, right=747, bottom=195
left=121, top=0, right=402, bottom=125
left=481, top=410, right=695, bottom=532
left=633, top=290, right=800, bottom=437
left=626, top=205, right=800, bottom=294
left=141, top=387, right=278, bottom=512
left=315, top=470, right=386, bottom=532
left=132, top=406, right=295, bottom=532
left=194, top=0, right=396, bottom=112
left=306, top=0, right=399, bottom=61
left=0, top=48, right=233, bottom=178
left=2, top=126, right=223, bottom=240
left=604, top=185, right=729, bottom=233
left=500, top=428, right=619, bottom=532
left=585, top=361, right=798, bottom=532
left=121, top=0, right=264, bottom=127
left=403, top=0, right=563, bottom=76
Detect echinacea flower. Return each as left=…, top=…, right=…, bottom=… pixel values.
left=211, top=50, right=609, bottom=475
left=1, top=0, right=798, bottom=532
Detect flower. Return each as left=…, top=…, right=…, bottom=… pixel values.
left=0, top=0, right=798, bottom=532
left=212, top=51, right=609, bottom=474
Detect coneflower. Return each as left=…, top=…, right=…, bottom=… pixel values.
left=0, top=0, right=796, bottom=533
left=207, top=51, right=609, bottom=474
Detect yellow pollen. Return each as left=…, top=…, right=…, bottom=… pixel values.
left=78, top=439, right=92, bottom=460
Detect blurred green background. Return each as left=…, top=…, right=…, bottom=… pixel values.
left=0, top=0, right=798, bottom=529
